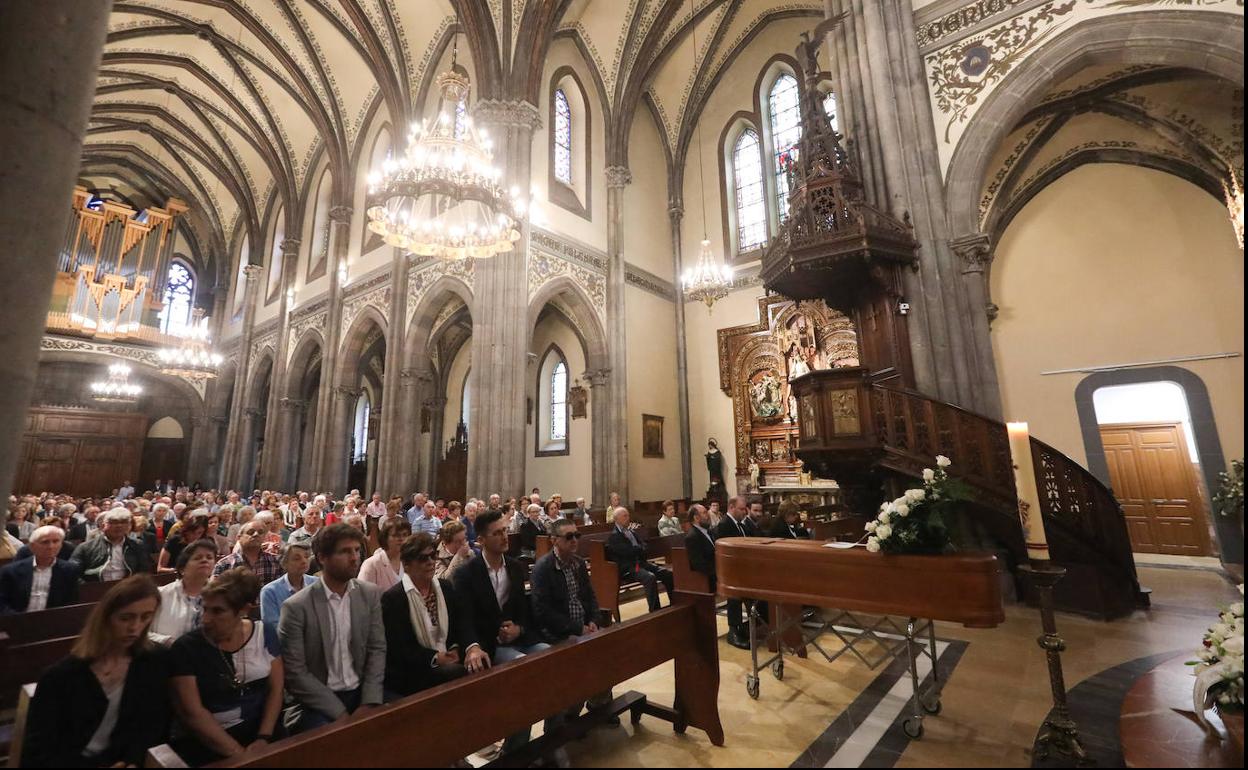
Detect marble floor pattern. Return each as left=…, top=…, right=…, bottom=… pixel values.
left=562, top=564, right=1241, bottom=768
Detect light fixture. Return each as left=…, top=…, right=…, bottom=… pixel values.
left=365, top=29, right=523, bottom=260
left=679, top=0, right=733, bottom=310
left=158, top=309, right=223, bottom=379
left=89, top=363, right=142, bottom=404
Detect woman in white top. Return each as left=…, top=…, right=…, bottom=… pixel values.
left=150, top=539, right=217, bottom=645
left=657, top=500, right=683, bottom=537
left=13, top=503, right=36, bottom=542
left=358, top=517, right=411, bottom=591
left=169, top=567, right=284, bottom=764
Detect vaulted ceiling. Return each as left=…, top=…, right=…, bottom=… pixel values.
left=82, top=0, right=824, bottom=291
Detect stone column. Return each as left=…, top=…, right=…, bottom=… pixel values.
left=604, top=165, right=632, bottom=505
left=238, top=407, right=263, bottom=491
left=373, top=247, right=410, bottom=496
left=823, top=0, right=991, bottom=413
left=185, top=414, right=213, bottom=487
left=311, top=205, right=352, bottom=491
left=396, top=367, right=433, bottom=495
left=220, top=263, right=263, bottom=488
left=276, top=397, right=308, bottom=490
left=260, top=237, right=301, bottom=485
left=667, top=201, right=694, bottom=499
left=329, top=385, right=362, bottom=493
left=467, top=100, right=540, bottom=497
left=0, top=1, right=111, bottom=512
left=423, top=396, right=449, bottom=493
left=950, top=233, right=1002, bottom=418
left=585, top=368, right=612, bottom=506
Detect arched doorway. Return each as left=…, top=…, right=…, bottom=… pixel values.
left=332, top=308, right=388, bottom=494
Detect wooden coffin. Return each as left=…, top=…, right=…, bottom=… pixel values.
left=716, top=537, right=1005, bottom=628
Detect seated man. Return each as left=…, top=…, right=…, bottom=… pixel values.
left=381, top=532, right=487, bottom=698
left=214, top=520, right=282, bottom=585
left=70, top=508, right=152, bottom=581
left=769, top=501, right=811, bottom=539
left=605, top=507, right=673, bottom=612
left=683, top=504, right=717, bottom=594
left=278, top=524, right=386, bottom=729
left=0, top=525, right=80, bottom=613
left=531, top=519, right=600, bottom=642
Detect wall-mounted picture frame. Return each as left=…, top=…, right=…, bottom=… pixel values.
left=642, top=414, right=664, bottom=458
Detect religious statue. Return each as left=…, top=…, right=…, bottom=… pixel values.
left=749, top=461, right=761, bottom=492
left=706, top=438, right=724, bottom=483
left=750, top=371, right=783, bottom=419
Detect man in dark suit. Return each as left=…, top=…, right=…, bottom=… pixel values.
left=0, top=525, right=80, bottom=613
left=605, top=507, right=673, bottom=613
left=683, top=504, right=717, bottom=593
left=769, top=501, right=811, bottom=539
left=380, top=533, right=487, bottom=698
left=746, top=500, right=767, bottom=536
left=715, top=495, right=766, bottom=649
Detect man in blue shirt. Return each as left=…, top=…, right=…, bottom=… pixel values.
left=408, top=500, right=442, bottom=537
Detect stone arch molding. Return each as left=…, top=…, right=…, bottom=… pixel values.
left=526, top=274, right=610, bottom=372
left=943, top=9, right=1245, bottom=240
left=39, top=335, right=208, bottom=405
left=527, top=251, right=607, bottom=330
left=406, top=260, right=475, bottom=332
left=339, top=279, right=392, bottom=353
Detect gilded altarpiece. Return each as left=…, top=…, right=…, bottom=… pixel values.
left=718, top=297, right=859, bottom=488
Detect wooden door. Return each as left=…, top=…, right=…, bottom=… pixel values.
left=1100, top=422, right=1211, bottom=556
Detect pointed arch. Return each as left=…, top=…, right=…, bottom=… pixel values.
left=526, top=275, right=608, bottom=371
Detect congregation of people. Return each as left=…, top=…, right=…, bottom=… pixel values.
left=0, top=481, right=708, bottom=767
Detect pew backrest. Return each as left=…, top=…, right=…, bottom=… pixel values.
left=670, top=546, right=710, bottom=594
left=79, top=571, right=176, bottom=603
left=0, top=602, right=94, bottom=645
left=6, top=683, right=35, bottom=769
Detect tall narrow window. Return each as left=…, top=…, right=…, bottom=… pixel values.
left=768, top=74, right=802, bottom=222
left=266, top=205, right=285, bottom=301
left=352, top=392, right=371, bottom=461
left=553, top=89, right=572, bottom=185
left=232, top=234, right=250, bottom=315
left=159, top=261, right=195, bottom=335
left=550, top=361, right=568, bottom=442
left=733, top=130, right=767, bottom=252
left=823, top=90, right=840, bottom=134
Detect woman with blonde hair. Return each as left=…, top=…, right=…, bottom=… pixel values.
left=22, top=576, right=170, bottom=767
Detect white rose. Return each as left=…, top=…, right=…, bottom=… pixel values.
left=936, top=455, right=952, bottom=468
left=1224, top=635, right=1245, bottom=656
left=878, top=510, right=891, bottom=524
left=894, top=503, right=910, bottom=518
left=906, top=488, right=926, bottom=503
left=1229, top=602, right=1244, bottom=617
left=876, top=524, right=893, bottom=540
left=866, top=537, right=881, bottom=553
left=922, top=468, right=936, bottom=482
left=865, top=520, right=877, bottom=532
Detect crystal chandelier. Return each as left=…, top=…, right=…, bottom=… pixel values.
left=366, top=43, right=523, bottom=260
left=683, top=239, right=734, bottom=309
left=158, top=311, right=223, bottom=379
left=679, top=1, right=733, bottom=310
left=89, top=363, right=142, bottom=404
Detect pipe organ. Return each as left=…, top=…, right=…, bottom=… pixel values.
left=47, top=186, right=188, bottom=342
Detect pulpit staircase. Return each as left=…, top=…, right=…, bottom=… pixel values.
left=791, top=369, right=1147, bottom=619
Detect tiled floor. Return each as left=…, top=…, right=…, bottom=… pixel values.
left=564, top=565, right=1240, bottom=768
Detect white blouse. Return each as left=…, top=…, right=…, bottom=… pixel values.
left=149, top=580, right=203, bottom=645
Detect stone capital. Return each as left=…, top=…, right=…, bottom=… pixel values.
left=280, top=238, right=302, bottom=256
left=473, top=99, right=542, bottom=132
left=605, top=166, right=633, bottom=189
left=423, top=396, right=449, bottom=411
left=279, top=397, right=308, bottom=411
left=242, top=264, right=264, bottom=281
left=584, top=367, right=611, bottom=387
left=328, top=205, right=353, bottom=224
left=333, top=385, right=363, bottom=400
left=243, top=407, right=263, bottom=419
left=950, top=233, right=993, bottom=275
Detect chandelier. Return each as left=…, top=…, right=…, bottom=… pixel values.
left=366, top=55, right=523, bottom=260
left=679, top=0, right=733, bottom=310
left=683, top=239, right=734, bottom=309
left=89, top=363, right=142, bottom=404
left=158, top=311, right=222, bottom=379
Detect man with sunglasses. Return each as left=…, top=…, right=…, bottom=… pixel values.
left=531, top=519, right=600, bottom=641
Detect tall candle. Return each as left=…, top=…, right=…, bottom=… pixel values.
left=1006, top=422, right=1049, bottom=561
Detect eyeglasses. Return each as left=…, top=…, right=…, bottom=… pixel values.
left=413, top=552, right=436, bottom=563
left=561, top=532, right=581, bottom=541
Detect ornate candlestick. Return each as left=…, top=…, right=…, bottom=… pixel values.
left=1019, top=563, right=1090, bottom=765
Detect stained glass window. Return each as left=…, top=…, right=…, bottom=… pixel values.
left=823, top=90, right=840, bottom=134
left=550, top=360, right=568, bottom=442
left=159, top=261, right=194, bottom=335
left=553, top=89, right=572, bottom=185
left=768, top=74, right=802, bottom=222
left=733, top=130, right=767, bottom=252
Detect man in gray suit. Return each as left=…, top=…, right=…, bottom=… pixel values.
left=279, top=523, right=386, bottom=730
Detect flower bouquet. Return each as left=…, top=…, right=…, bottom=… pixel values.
left=1190, top=585, right=1245, bottom=724
left=865, top=455, right=971, bottom=555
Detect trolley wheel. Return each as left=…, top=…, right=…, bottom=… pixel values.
left=921, top=697, right=942, bottom=715
left=746, top=675, right=760, bottom=700
left=903, top=718, right=924, bottom=739
left=771, top=659, right=785, bottom=680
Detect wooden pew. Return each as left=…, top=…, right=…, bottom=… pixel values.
left=146, top=591, right=725, bottom=768
left=79, top=570, right=176, bottom=603
left=533, top=521, right=616, bottom=562
left=670, top=546, right=710, bottom=594
left=586, top=532, right=685, bottom=622
left=0, top=602, right=95, bottom=645
left=5, top=683, right=35, bottom=769
left=0, top=633, right=76, bottom=710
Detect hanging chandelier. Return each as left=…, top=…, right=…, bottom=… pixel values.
left=365, top=43, right=524, bottom=260
left=679, top=0, right=734, bottom=310
left=158, top=311, right=222, bottom=379
left=89, top=363, right=142, bottom=404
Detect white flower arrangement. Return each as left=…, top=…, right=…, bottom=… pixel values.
left=863, top=455, right=968, bottom=554
left=1191, top=584, right=1245, bottom=718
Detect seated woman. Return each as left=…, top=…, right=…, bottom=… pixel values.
left=22, top=576, right=170, bottom=767
left=150, top=539, right=218, bottom=645
left=168, top=567, right=284, bottom=765
left=258, top=541, right=318, bottom=656
left=434, top=520, right=472, bottom=581
left=657, top=500, right=682, bottom=537
left=358, top=518, right=411, bottom=592
left=158, top=514, right=210, bottom=574
left=768, top=501, right=810, bottom=539
left=381, top=533, right=487, bottom=699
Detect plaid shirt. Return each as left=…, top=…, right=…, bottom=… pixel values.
left=213, top=549, right=282, bottom=585
left=555, top=553, right=586, bottom=629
